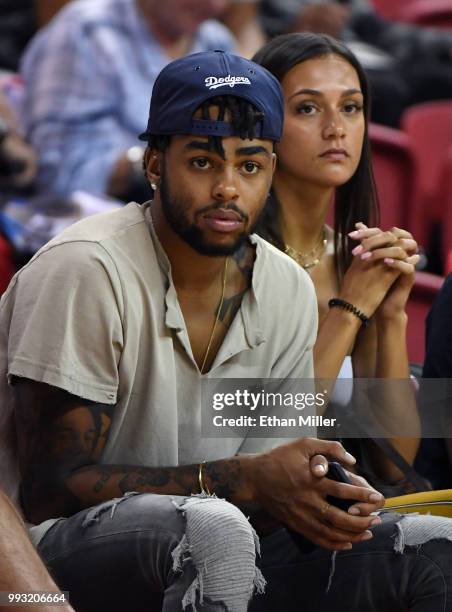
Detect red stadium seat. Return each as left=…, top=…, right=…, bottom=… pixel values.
left=401, top=102, right=452, bottom=253
left=0, top=236, right=15, bottom=295
left=446, top=251, right=452, bottom=275
left=440, top=147, right=452, bottom=271
left=369, top=123, right=414, bottom=233
left=406, top=271, right=444, bottom=364
left=401, top=0, right=452, bottom=28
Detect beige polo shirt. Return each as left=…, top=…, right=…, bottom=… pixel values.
left=0, top=202, right=317, bottom=540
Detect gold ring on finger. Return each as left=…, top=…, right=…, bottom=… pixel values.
left=320, top=502, right=331, bottom=515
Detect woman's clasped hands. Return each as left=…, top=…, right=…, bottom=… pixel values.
left=340, top=222, right=420, bottom=319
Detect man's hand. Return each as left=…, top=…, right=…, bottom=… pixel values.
left=310, top=454, right=385, bottom=517
left=247, top=439, right=384, bottom=551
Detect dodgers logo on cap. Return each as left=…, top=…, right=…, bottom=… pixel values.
left=139, top=50, right=284, bottom=142
left=204, top=75, right=251, bottom=90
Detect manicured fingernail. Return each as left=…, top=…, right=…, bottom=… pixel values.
left=348, top=230, right=360, bottom=238
left=348, top=506, right=360, bottom=515
left=344, top=451, right=356, bottom=464
left=361, top=252, right=372, bottom=260
left=361, top=531, right=373, bottom=541
left=369, top=493, right=382, bottom=503
left=314, top=463, right=326, bottom=475
left=352, top=244, right=363, bottom=255
left=371, top=517, right=382, bottom=526
left=342, top=543, right=353, bottom=550
left=384, top=258, right=394, bottom=264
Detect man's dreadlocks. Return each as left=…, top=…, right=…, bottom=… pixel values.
left=143, top=95, right=265, bottom=184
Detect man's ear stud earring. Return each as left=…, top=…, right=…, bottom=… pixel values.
left=151, top=182, right=158, bottom=190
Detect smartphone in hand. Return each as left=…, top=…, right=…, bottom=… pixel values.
left=325, top=461, right=356, bottom=512
left=288, top=461, right=356, bottom=553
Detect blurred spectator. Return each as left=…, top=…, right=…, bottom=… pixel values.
left=0, top=91, right=35, bottom=291
left=423, top=274, right=452, bottom=380
left=350, top=2, right=452, bottom=117
left=20, top=0, right=235, bottom=201
left=290, top=2, right=351, bottom=39
left=415, top=274, right=452, bottom=489
left=260, top=0, right=452, bottom=127
left=0, top=1, right=83, bottom=72
left=261, top=0, right=351, bottom=39
left=0, top=91, right=36, bottom=196
left=220, top=0, right=266, bottom=58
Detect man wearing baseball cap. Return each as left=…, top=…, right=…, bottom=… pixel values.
left=0, top=51, right=392, bottom=610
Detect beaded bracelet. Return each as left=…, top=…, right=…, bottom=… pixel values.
left=328, top=298, right=370, bottom=328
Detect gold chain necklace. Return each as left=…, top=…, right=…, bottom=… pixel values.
left=200, top=257, right=229, bottom=375
left=284, top=227, right=327, bottom=271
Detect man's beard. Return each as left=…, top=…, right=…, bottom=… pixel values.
left=159, top=168, right=257, bottom=257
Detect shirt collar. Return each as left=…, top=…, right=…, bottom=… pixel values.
left=143, top=202, right=183, bottom=331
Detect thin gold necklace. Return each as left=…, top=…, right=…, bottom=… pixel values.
left=284, top=227, right=327, bottom=271
left=200, top=257, right=229, bottom=375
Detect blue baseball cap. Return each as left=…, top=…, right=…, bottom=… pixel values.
left=139, top=50, right=284, bottom=143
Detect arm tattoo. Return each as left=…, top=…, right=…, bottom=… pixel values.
left=204, top=458, right=243, bottom=499
left=233, top=242, right=254, bottom=284
left=219, top=242, right=254, bottom=325
left=118, top=467, right=171, bottom=494
left=219, top=290, right=247, bottom=326
left=76, top=463, right=198, bottom=498
left=88, top=460, right=245, bottom=501
left=14, top=381, right=116, bottom=522
left=15, top=381, right=249, bottom=522
left=92, top=466, right=113, bottom=493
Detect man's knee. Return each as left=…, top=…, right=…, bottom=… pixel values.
left=172, top=496, right=265, bottom=610
left=45, top=493, right=264, bottom=610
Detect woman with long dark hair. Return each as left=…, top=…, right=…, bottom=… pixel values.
left=253, top=33, right=420, bottom=487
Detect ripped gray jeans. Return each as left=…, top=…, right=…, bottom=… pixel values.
left=37, top=493, right=452, bottom=612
